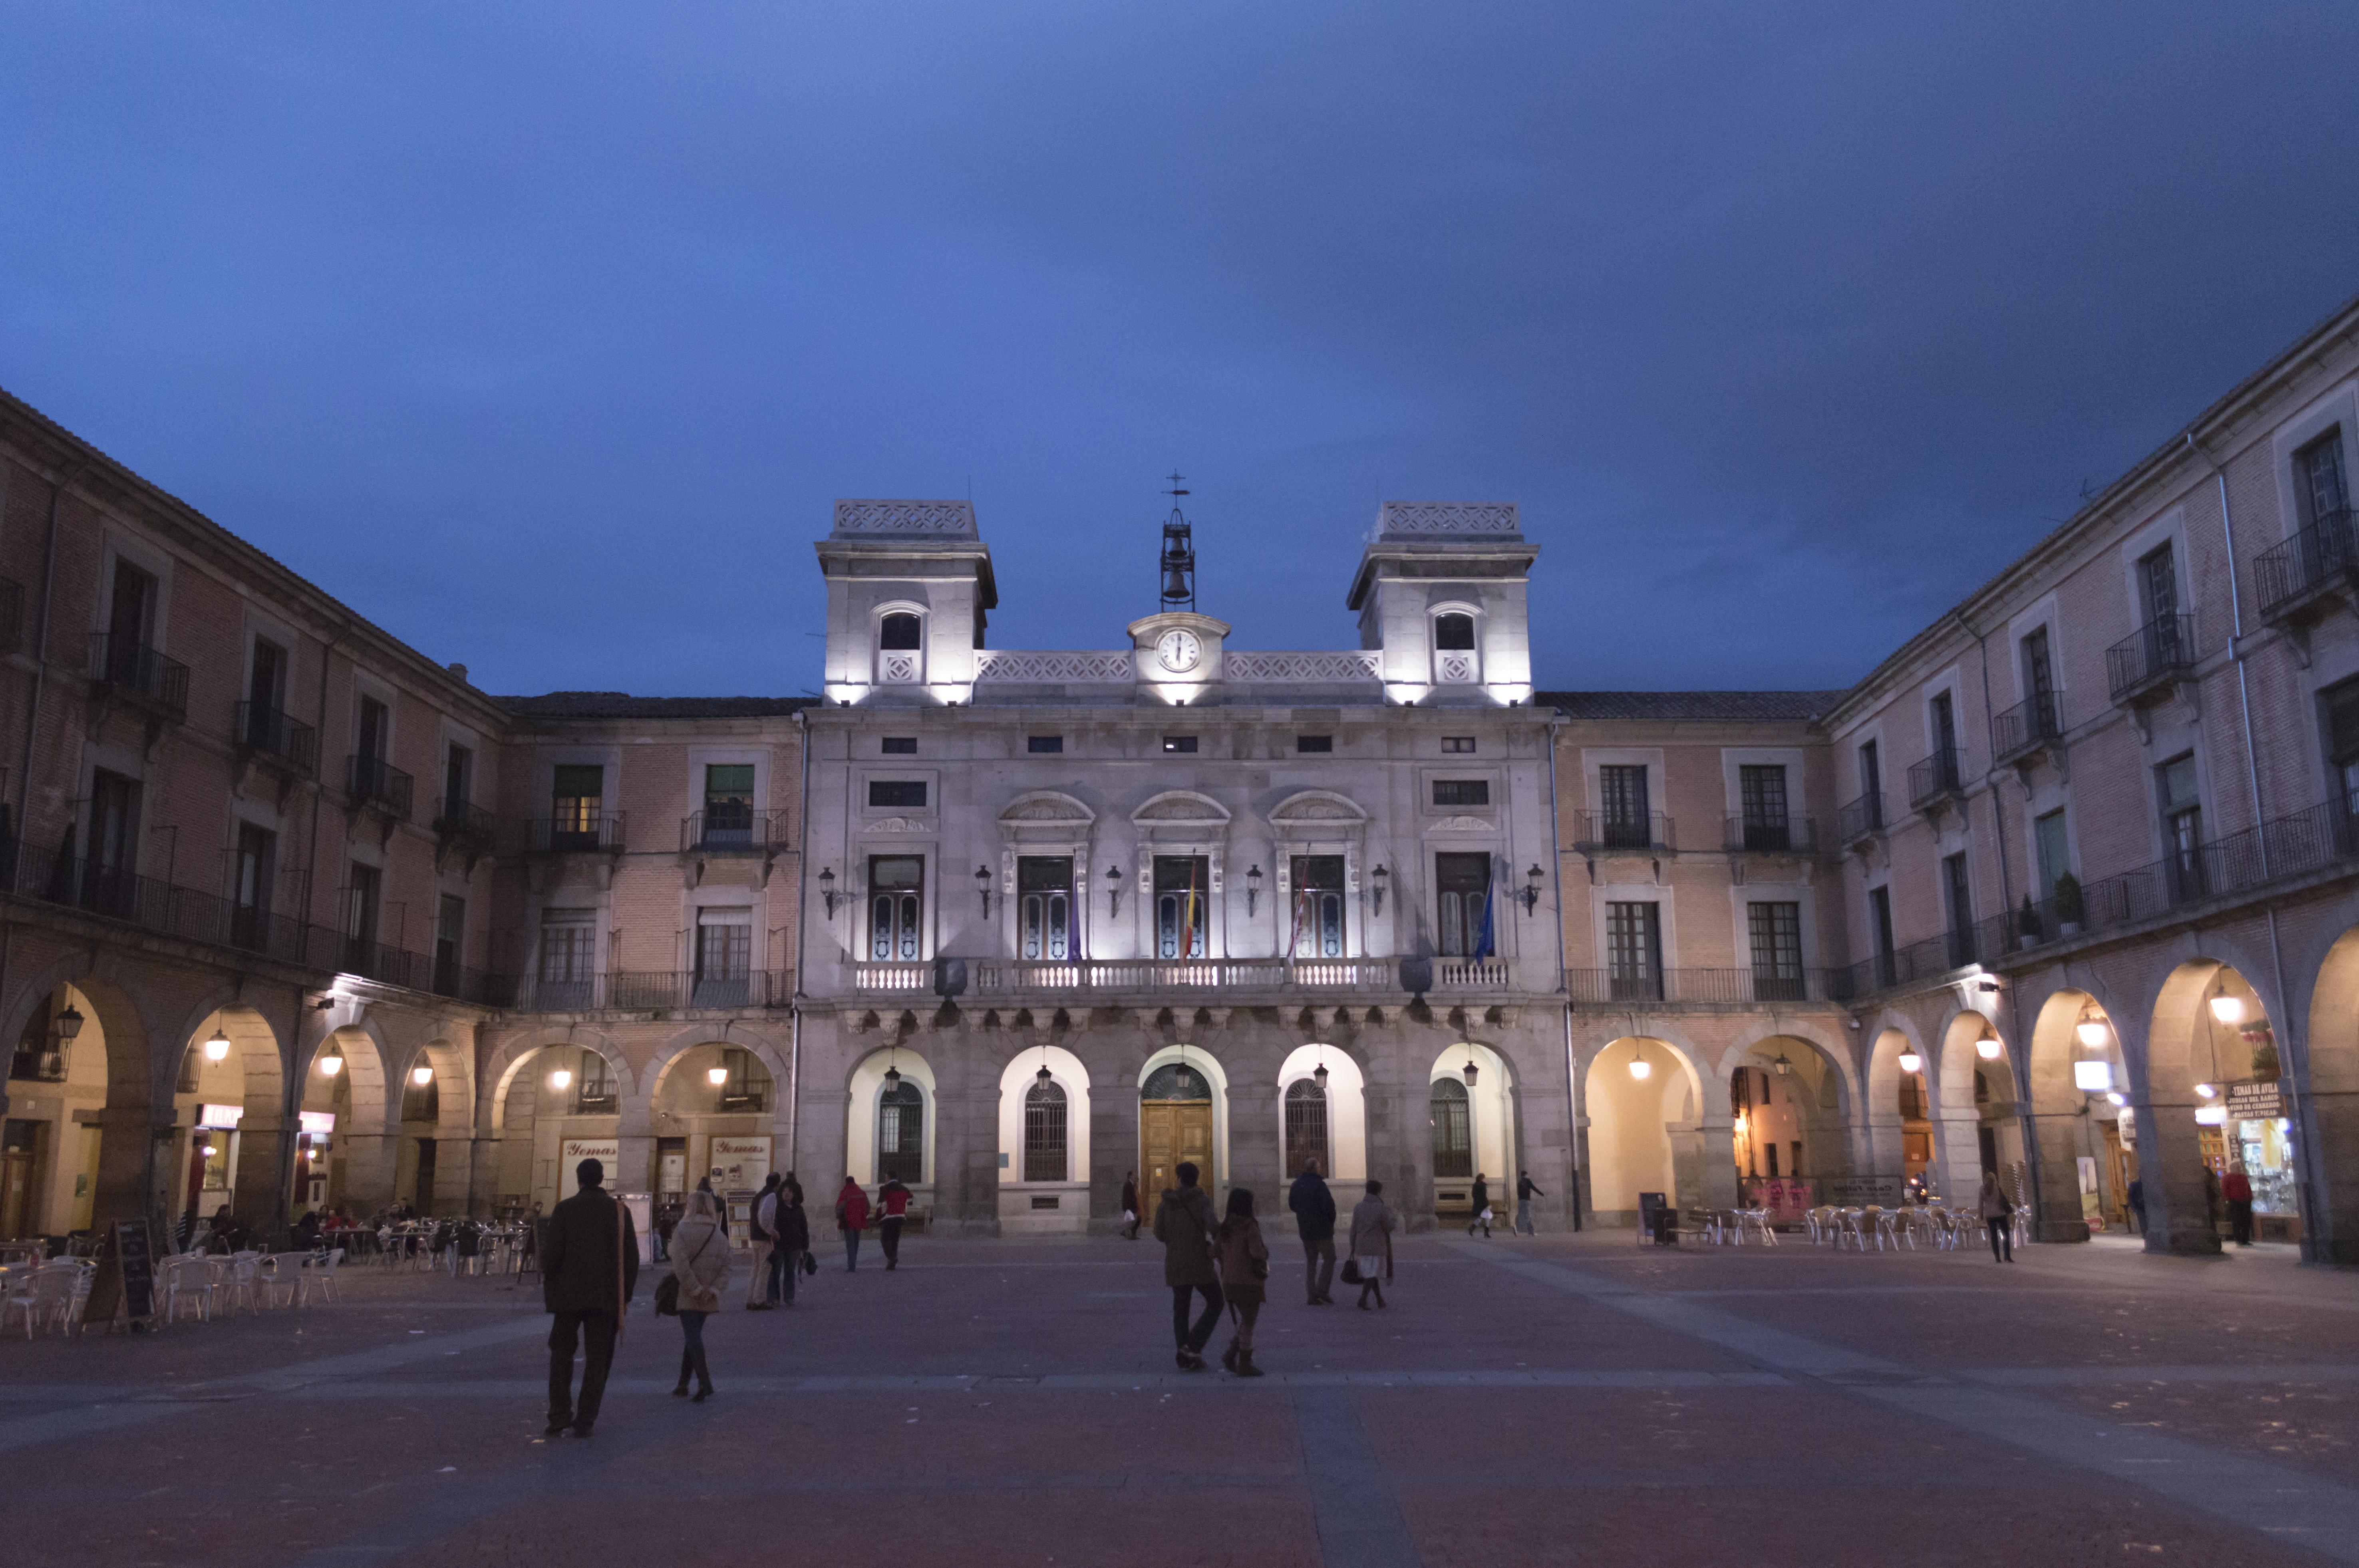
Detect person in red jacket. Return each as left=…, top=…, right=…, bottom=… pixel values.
left=836, top=1177, right=871, bottom=1272
left=876, top=1175, right=912, bottom=1270
left=2222, top=1163, right=2256, bottom=1247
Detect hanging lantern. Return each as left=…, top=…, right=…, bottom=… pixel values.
left=411, top=1064, right=435, bottom=1087
left=549, top=1060, right=574, bottom=1090
left=1897, top=1048, right=1922, bottom=1075
left=318, top=1042, right=344, bottom=1077
left=54, top=1004, right=83, bottom=1041
left=708, top=1064, right=730, bottom=1086
left=1313, top=1054, right=1329, bottom=1089
left=203, top=1027, right=231, bottom=1062
left=2072, top=1059, right=2113, bottom=1094
left=884, top=1046, right=902, bottom=1091
left=1036, top=1045, right=1054, bottom=1087
left=1975, top=1034, right=2003, bottom=1061
left=2209, top=993, right=2246, bottom=1024
left=1771, top=1051, right=1792, bottom=1076
left=1628, top=1055, right=1651, bottom=1081
left=1461, top=1058, right=1479, bottom=1087
left=2075, top=1008, right=2110, bottom=1049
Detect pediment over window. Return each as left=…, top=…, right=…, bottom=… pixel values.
left=1268, top=790, right=1368, bottom=827
left=999, top=791, right=1096, bottom=825
left=1131, top=790, right=1232, bottom=826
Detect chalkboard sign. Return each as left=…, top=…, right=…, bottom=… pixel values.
left=85, top=1216, right=159, bottom=1331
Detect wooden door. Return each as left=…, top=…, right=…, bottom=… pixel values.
left=0, top=1149, right=33, bottom=1239
left=1140, top=1101, right=1215, bottom=1219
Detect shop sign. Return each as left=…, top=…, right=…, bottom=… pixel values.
left=299, top=1111, right=336, bottom=1135
left=198, top=1103, right=244, bottom=1128
left=2224, top=1082, right=2284, bottom=1121
left=709, top=1136, right=773, bottom=1189
left=560, top=1137, right=621, bottom=1172
left=1745, top=1178, right=1813, bottom=1222
left=1824, top=1175, right=1903, bottom=1208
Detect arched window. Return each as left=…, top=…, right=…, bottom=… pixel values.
left=1141, top=1063, right=1212, bottom=1101
left=1285, top=1078, right=1330, bottom=1176
left=878, top=1081, right=924, bottom=1183
left=1430, top=1078, right=1472, bottom=1177
left=877, top=612, right=923, bottom=685
left=1023, top=1079, right=1068, bottom=1181
left=1433, top=612, right=1479, bottom=685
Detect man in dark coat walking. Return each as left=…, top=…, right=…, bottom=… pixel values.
left=1288, top=1158, right=1337, bottom=1305
left=1154, top=1161, right=1222, bottom=1370
left=543, top=1158, right=639, bottom=1439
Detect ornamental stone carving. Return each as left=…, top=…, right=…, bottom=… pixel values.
left=972, top=650, right=1135, bottom=683
left=1376, top=501, right=1520, bottom=536
left=1223, top=651, right=1383, bottom=683
left=832, top=499, right=979, bottom=536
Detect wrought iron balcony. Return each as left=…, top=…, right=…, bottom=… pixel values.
left=1835, top=793, right=1885, bottom=845
left=682, top=808, right=783, bottom=854
left=528, top=814, right=624, bottom=855
left=1906, top=748, right=1967, bottom=812
left=235, top=701, right=318, bottom=776
left=1723, top=815, right=1816, bottom=854
left=88, top=631, right=189, bottom=722
left=508, top=970, right=791, bottom=1012
left=347, top=754, right=413, bottom=818
left=1566, top=968, right=1850, bottom=1007
left=2106, top=613, right=2195, bottom=705
left=1570, top=812, right=1675, bottom=852
left=1991, top=692, right=2062, bottom=767
left=2254, top=507, right=2359, bottom=624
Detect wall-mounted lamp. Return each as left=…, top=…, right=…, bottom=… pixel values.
left=1104, top=863, right=1125, bottom=919
left=1517, top=863, right=1544, bottom=915
left=56, top=1004, right=83, bottom=1042
left=2072, top=1059, right=2113, bottom=1094
left=2105, top=1091, right=2126, bottom=1107
left=1245, top=864, right=1262, bottom=917
left=819, top=866, right=841, bottom=918
left=975, top=864, right=993, bottom=918
left=2195, top=1082, right=2218, bottom=1099
left=1371, top=863, right=1388, bottom=916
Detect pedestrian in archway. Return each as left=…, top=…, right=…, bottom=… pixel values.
left=1121, top=1171, right=1142, bottom=1240
left=774, top=1182, right=811, bottom=1304
left=1215, top=1188, right=1269, bottom=1377
left=1977, top=1171, right=2013, bottom=1264
left=746, top=1173, right=781, bottom=1310
left=543, top=1157, right=638, bottom=1439
left=836, top=1177, right=871, bottom=1271
left=668, top=1189, right=731, bottom=1402
left=2127, top=1176, right=2145, bottom=1236
left=877, top=1173, right=911, bottom=1269
left=1154, top=1161, right=1222, bottom=1370
left=2223, top=1162, right=2255, bottom=1246
left=1515, top=1171, right=1544, bottom=1236
left=1468, top=1172, right=1493, bottom=1237
left=2204, top=1163, right=2224, bottom=1240
left=1349, top=1179, right=1394, bottom=1309
left=1288, top=1157, right=1336, bottom=1304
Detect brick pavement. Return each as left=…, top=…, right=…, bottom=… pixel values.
left=3, top=1231, right=2357, bottom=1567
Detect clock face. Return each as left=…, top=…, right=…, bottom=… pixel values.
left=1156, top=629, right=1202, bottom=673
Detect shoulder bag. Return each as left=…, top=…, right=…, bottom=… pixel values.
left=654, top=1221, right=720, bottom=1317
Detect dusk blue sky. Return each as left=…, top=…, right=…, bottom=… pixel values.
left=4, top=5, right=2356, bottom=698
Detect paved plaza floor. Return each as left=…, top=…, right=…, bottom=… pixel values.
left=6, top=1228, right=2359, bottom=1566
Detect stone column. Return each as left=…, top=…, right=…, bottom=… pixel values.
left=1699, top=1115, right=1739, bottom=1209
left=1934, top=1105, right=1985, bottom=1203
left=91, top=1107, right=176, bottom=1234
left=337, top=1132, right=396, bottom=1217
left=232, top=1113, right=294, bottom=1236
left=2025, top=1109, right=2091, bottom=1242
left=2135, top=1091, right=2222, bottom=1257
left=933, top=1020, right=998, bottom=1237
left=1089, top=1047, right=1137, bottom=1234
left=1226, top=1067, right=1282, bottom=1214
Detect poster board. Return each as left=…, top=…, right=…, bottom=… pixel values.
left=708, top=1136, right=772, bottom=1191
left=83, top=1217, right=159, bottom=1333
left=559, top=1139, right=621, bottom=1187
left=2224, top=1082, right=2285, bottom=1122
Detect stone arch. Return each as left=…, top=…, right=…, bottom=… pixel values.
left=1717, top=1032, right=1852, bottom=1201
left=0, top=951, right=162, bottom=1112
left=1931, top=1006, right=2012, bottom=1198
left=1427, top=1042, right=1516, bottom=1205
left=1130, top=790, right=1233, bottom=827
left=996, top=1044, right=1093, bottom=1233
left=2304, top=926, right=2359, bottom=1262
left=1276, top=1042, right=1365, bottom=1186
left=2021, top=984, right=2125, bottom=1242
left=1137, top=1042, right=1230, bottom=1195
left=1583, top=1036, right=1702, bottom=1222
left=2140, top=955, right=2276, bottom=1257
left=640, top=1024, right=791, bottom=1122
left=847, top=1044, right=936, bottom=1190
left=1266, top=789, right=1369, bottom=827
left=998, top=790, right=1097, bottom=826
left=487, top=1026, right=631, bottom=1133
left=0, top=961, right=165, bottom=1235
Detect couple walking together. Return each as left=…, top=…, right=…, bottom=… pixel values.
left=1154, top=1158, right=1396, bottom=1373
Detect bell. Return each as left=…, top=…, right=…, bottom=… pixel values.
left=1162, top=563, right=1191, bottom=601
